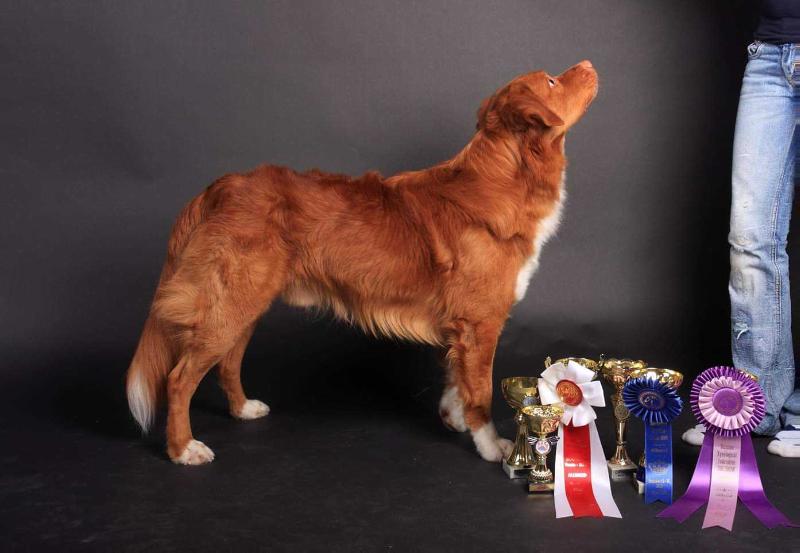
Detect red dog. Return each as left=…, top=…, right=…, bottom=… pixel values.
left=127, top=61, right=598, bottom=464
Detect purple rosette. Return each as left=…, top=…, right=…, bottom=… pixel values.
left=659, top=366, right=796, bottom=531
left=690, top=366, right=764, bottom=437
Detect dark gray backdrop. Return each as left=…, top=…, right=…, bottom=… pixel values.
left=2, top=1, right=762, bottom=379
left=8, top=2, right=800, bottom=551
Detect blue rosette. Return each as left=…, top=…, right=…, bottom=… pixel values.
left=623, top=377, right=683, bottom=505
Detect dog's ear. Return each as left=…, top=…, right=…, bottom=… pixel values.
left=478, top=86, right=563, bottom=132
left=486, top=84, right=563, bottom=131
left=508, top=92, right=564, bottom=128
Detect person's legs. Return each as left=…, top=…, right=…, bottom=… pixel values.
left=729, top=41, right=797, bottom=437
left=784, top=389, right=800, bottom=427
left=771, top=146, right=800, bottom=437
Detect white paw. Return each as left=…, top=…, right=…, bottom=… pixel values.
left=173, top=439, right=215, bottom=465
left=472, top=423, right=513, bottom=462
left=439, top=387, right=467, bottom=432
left=767, top=439, right=800, bottom=458
left=235, top=399, right=270, bottom=420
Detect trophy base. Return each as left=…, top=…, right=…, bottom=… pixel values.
left=633, top=477, right=645, bottom=495
left=607, top=461, right=638, bottom=481
left=502, top=460, right=531, bottom=479
left=527, top=481, right=555, bottom=494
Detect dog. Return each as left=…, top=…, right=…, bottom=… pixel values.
left=126, top=61, right=598, bottom=465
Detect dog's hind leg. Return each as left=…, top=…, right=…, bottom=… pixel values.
left=156, top=221, right=289, bottom=464
left=444, top=319, right=512, bottom=462
left=217, top=323, right=270, bottom=420
left=166, top=350, right=222, bottom=464
left=164, top=277, right=280, bottom=464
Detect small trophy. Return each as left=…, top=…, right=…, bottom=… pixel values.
left=501, top=377, right=540, bottom=478
left=628, top=367, right=683, bottom=494
left=599, top=357, right=647, bottom=480
left=523, top=404, right=563, bottom=493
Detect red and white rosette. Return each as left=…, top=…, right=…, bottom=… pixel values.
left=538, top=360, right=621, bottom=518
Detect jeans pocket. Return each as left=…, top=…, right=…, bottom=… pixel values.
left=747, top=40, right=763, bottom=59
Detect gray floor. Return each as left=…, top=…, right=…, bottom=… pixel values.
left=2, top=337, right=798, bottom=553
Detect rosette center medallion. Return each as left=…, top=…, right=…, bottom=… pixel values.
left=556, top=379, right=583, bottom=406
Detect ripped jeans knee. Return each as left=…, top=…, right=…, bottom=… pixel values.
left=733, top=322, right=749, bottom=340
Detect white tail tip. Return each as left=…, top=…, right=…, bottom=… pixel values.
left=127, top=370, right=153, bottom=434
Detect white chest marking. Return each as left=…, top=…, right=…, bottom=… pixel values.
left=514, top=174, right=566, bottom=302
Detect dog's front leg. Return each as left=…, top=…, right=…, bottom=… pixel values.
left=444, top=319, right=512, bottom=462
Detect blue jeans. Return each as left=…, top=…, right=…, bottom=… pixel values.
left=730, top=40, right=800, bottom=434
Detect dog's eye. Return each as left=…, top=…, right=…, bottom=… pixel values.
left=547, top=78, right=556, bottom=88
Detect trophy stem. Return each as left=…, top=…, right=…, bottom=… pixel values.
left=527, top=431, right=556, bottom=493
left=502, top=410, right=534, bottom=479
left=608, top=389, right=637, bottom=479
left=531, top=432, right=552, bottom=480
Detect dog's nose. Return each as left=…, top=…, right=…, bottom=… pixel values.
left=578, top=60, right=593, bottom=69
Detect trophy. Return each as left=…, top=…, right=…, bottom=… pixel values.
left=523, top=404, right=563, bottom=493
left=628, top=367, right=683, bottom=389
left=545, top=356, right=601, bottom=374
left=599, top=357, right=647, bottom=480
left=501, top=377, right=540, bottom=478
left=628, top=367, right=683, bottom=494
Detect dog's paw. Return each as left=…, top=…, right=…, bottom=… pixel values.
left=478, top=437, right=513, bottom=462
left=172, top=439, right=215, bottom=465
left=439, top=387, right=467, bottom=432
left=472, top=424, right=512, bottom=462
left=234, top=399, right=270, bottom=420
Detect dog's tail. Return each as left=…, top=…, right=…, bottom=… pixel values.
left=126, top=191, right=208, bottom=433
left=126, top=315, right=172, bottom=433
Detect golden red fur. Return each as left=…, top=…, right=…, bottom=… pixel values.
left=126, top=61, right=598, bottom=464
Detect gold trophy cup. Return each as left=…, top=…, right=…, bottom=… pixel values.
left=599, top=357, right=647, bottom=480
left=523, top=404, right=564, bottom=493
left=501, top=377, right=540, bottom=479
left=628, top=367, right=683, bottom=493
left=628, top=367, right=683, bottom=389
left=545, top=356, right=601, bottom=374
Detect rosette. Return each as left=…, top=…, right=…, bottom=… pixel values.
left=623, top=377, right=682, bottom=504
left=623, top=378, right=682, bottom=425
left=538, top=360, right=621, bottom=519
left=659, top=366, right=796, bottom=531
left=690, top=366, right=764, bottom=437
left=539, top=359, right=605, bottom=426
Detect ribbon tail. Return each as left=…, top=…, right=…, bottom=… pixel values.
left=553, top=424, right=573, bottom=518
left=644, top=421, right=673, bottom=505
left=658, top=431, right=714, bottom=523
left=587, top=421, right=622, bottom=517
left=701, top=434, right=741, bottom=531
left=561, top=423, right=602, bottom=517
left=737, top=434, right=798, bottom=529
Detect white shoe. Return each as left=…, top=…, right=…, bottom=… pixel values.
left=767, top=439, right=800, bottom=457
left=681, top=424, right=706, bottom=446
left=767, top=430, right=800, bottom=458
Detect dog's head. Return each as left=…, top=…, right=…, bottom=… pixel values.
left=477, top=60, right=598, bottom=136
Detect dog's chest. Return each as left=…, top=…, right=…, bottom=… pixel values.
left=514, top=179, right=565, bottom=302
